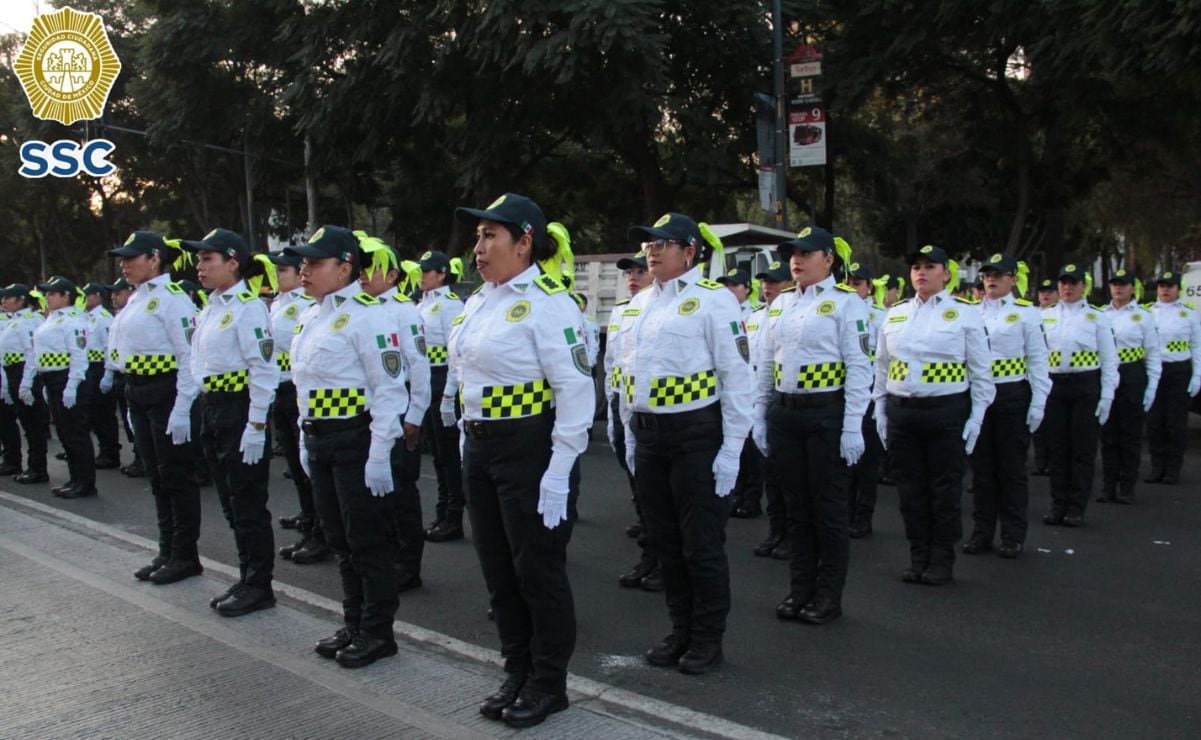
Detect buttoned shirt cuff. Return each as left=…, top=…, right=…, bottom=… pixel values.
left=842, top=413, right=864, bottom=434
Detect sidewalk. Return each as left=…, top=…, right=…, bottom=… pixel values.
left=0, top=497, right=768, bottom=739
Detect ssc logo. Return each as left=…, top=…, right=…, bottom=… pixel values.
left=942, top=308, right=958, bottom=322
left=507, top=300, right=531, bottom=322
left=145, top=297, right=160, bottom=314
left=13, top=8, right=122, bottom=125
left=1006, top=313, right=1019, bottom=324
left=678, top=297, right=700, bottom=316
left=1064, top=264, right=1076, bottom=272
left=309, top=228, right=325, bottom=243
left=816, top=300, right=835, bottom=316
left=284, top=304, right=299, bottom=319
left=770, top=261, right=781, bottom=270
left=1086, top=312, right=1097, bottom=321
left=989, top=253, right=1003, bottom=263
left=1131, top=314, right=1142, bottom=322
left=218, top=311, right=234, bottom=329
left=332, top=313, right=350, bottom=332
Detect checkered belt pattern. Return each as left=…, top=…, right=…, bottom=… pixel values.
left=887, top=360, right=910, bottom=382
left=307, top=387, right=367, bottom=418
left=1118, top=347, right=1146, bottom=364
left=1069, top=350, right=1099, bottom=368
left=992, top=357, right=1027, bottom=378
left=1167, top=340, right=1190, bottom=353
left=792, top=362, right=846, bottom=389
left=87, top=350, right=105, bottom=362
left=276, top=352, right=291, bottom=372
left=3, top=352, right=24, bottom=366
left=39, top=353, right=70, bottom=369
left=427, top=345, right=449, bottom=365
left=109, top=348, right=119, bottom=363
left=481, top=379, right=553, bottom=419
left=1048, top=351, right=1061, bottom=366
left=648, top=370, right=717, bottom=407
left=125, top=354, right=178, bottom=376
left=624, top=375, right=635, bottom=404
left=609, top=366, right=621, bottom=391
left=203, top=370, right=249, bottom=393
left=920, top=362, right=966, bottom=383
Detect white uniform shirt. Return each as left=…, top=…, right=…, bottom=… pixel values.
left=1105, top=301, right=1162, bottom=397
left=602, top=298, right=632, bottom=402
left=448, top=265, right=592, bottom=471
left=1, top=309, right=40, bottom=368
left=618, top=266, right=754, bottom=451
left=756, top=275, right=871, bottom=427
left=875, top=290, right=995, bottom=421
left=745, top=303, right=768, bottom=374
left=86, top=305, right=113, bottom=364
left=22, top=307, right=89, bottom=392
left=1150, top=300, right=1201, bottom=374
left=1041, top=299, right=1119, bottom=400
left=583, top=312, right=600, bottom=369
left=190, top=280, right=279, bottom=425
left=419, top=285, right=463, bottom=369
left=268, top=288, right=314, bottom=384
left=379, top=287, right=431, bottom=426
left=291, top=282, right=409, bottom=461
left=979, top=294, right=1051, bottom=412
left=110, top=273, right=199, bottom=413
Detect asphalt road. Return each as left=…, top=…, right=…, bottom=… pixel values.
left=6, top=424, right=1200, bottom=738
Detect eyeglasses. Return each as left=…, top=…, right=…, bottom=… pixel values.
left=642, top=239, right=682, bottom=254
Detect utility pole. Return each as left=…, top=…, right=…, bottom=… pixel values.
left=771, top=0, right=788, bottom=230
left=243, top=131, right=256, bottom=249
left=304, top=135, right=318, bottom=237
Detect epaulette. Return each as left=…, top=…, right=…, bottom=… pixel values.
left=534, top=274, right=565, bottom=295
left=954, top=296, right=978, bottom=305
left=1091, top=303, right=1106, bottom=311
left=392, top=292, right=413, bottom=303
left=354, top=293, right=380, bottom=306
left=237, top=290, right=256, bottom=303
left=446, top=291, right=460, bottom=301
left=100, top=308, right=112, bottom=318
left=301, top=293, right=316, bottom=302
left=873, top=301, right=887, bottom=311
left=1014, top=298, right=1033, bottom=307
left=472, top=284, right=484, bottom=295
left=1184, top=301, right=1196, bottom=311
left=616, top=297, right=631, bottom=306
left=752, top=304, right=766, bottom=313
left=780, top=286, right=797, bottom=293
left=835, top=284, right=856, bottom=293
left=893, top=298, right=912, bottom=306
left=165, top=282, right=184, bottom=295
left=1142, top=302, right=1154, bottom=309
left=696, top=278, right=722, bottom=290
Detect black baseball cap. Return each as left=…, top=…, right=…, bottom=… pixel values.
left=1058, top=263, right=1088, bottom=282
left=108, top=276, right=133, bottom=292
left=756, top=259, right=791, bottom=283
left=907, top=244, right=950, bottom=265
left=456, top=193, right=548, bottom=252
left=0, top=283, right=33, bottom=299
left=980, top=253, right=1019, bottom=273
left=778, top=226, right=835, bottom=261
left=627, top=213, right=702, bottom=251
left=1108, top=269, right=1136, bottom=285
left=283, top=225, right=362, bottom=264
left=846, top=261, right=874, bottom=281
left=110, top=231, right=170, bottom=258
left=616, top=250, right=648, bottom=271
left=38, top=275, right=76, bottom=294
left=418, top=249, right=451, bottom=273
left=717, top=268, right=751, bottom=286
left=268, top=251, right=303, bottom=269
left=1037, top=278, right=1056, bottom=292
left=1153, top=270, right=1182, bottom=287
left=81, top=282, right=109, bottom=296
left=181, top=228, right=249, bottom=262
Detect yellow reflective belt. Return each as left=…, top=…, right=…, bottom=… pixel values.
left=2, top=352, right=24, bottom=366
left=276, top=352, right=291, bottom=372
left=887, top=360, right=909, bottom=381
left=481, top=379, right=553, bottom=419
left=307, top=387, right=366, bottom=418
left=39, top=353, right=70, bottom=369
left=648, top=370, right=717, bottom=407
left=1117, top=347, right=1145, bottom=364
left=1167, top=340, right=1190, bottom=353
left=203, top=370, right=249, bottom=393
left=1069, top=350, right=1099, bottom=368
left=427, top=345, right=448, bottom=364
left=125, top=354, right=178, bottom=376
left=920, top=362, right=966, bottom=383
left=87, top=350, right=105, bottom=362
left=991, top=357, right=1026, bottom=378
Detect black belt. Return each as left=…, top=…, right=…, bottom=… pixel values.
left=126, top=370, right=177, bottom=386
left=301, top=413, right=370, bottom=436
left=774, top=389, right=844, bottom=409
left=633, top=402, right=721, bottom=430
left=891, top=391, right=969, bottom=408
left=1051, top=370, right=1100, bottom=383
left=464, top=412, right=551, bottom=440
left=1162, top=360, right=1191, bottom=374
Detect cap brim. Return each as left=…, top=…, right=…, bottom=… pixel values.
left=418, top=259, right=446, bottom=271
left=455, top=206, right=510, bottom=227
left=108, top=245, right=146, bottom=257
left=616, top=258, right=647, bottom=270
left=626, top=225, right=676, bottom=243
left=282, top=244, right=332, bottom=259
left=268, top=254, right=301, bottom=266
left=907, top=252, right=947, bottom=265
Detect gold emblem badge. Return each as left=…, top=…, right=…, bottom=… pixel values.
left=308, top=227, right=325, bottom=244
left=990, top=253, right=1003, bottom=263
left=507, top=300, right=531, bottom=322
left=145, top=297, right=160, bottom=314
left=769, top=261, right=781, bottom=270
left=13, top=8, right=122, bottom=125
left=942, top=308, right=958, bottom=321
left=218, top=310, right=234, bottom=329
left=332, top=313, right=350, bottom=332
left=678, top=297, right=700, bottom=316
left=817, top=300, right=835, bottom=316
left=798, top=227, right=812, bottom=238
left=1064, top=264, right=1076, bottom=272
left=1006, top=313, right=1019, bottom=324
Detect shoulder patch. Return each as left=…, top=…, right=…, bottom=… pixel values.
left=615, top=297, right=631, bottom=306
left=165, top=282, right=184, bottom=295
left=354, top=293, right=380, bottom=306
left=1142, top=302, right=1154, bottom=309
left=534, top=274, right=565, bottom=295
left=392, top=292, right=413, bottom=303
left=954, top=296, right=977, bottom=305
left=100, top=308, right=112, bottom=318
left=238, top=290, right=256, bottom=303
left=780, top=286, right=797, bottom=294
left=1014, top=298, right=1033, bottom=307
left=835, top=284, right=856, bottom=293
left=696, top=278, right=722, bottom=290
left=446, top=291, right=459, bottom=301
left=1184, top=301, right=1196, bottom=310
left=752, top=304, right=766, bottom=313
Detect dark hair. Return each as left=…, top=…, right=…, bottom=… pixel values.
left=340, top=257, right=361, bottom=284
left=500, top=223, right=554, bottom=264
left=151, top=244, right=182, bottom=276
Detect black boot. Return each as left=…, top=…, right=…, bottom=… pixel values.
left=425, top=516, right=464, bottom=542
left=753, top=530, right=783, bottom=557
left=479, top=674, right=526, bottom=720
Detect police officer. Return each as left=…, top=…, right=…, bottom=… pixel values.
left=268, top=252, right=326, bottom=563
left=875, top=245, right=994, bottom=585
left=1041, top=264, right=1118, bottom=526
left=357, top=235, right=431, bottom=592
left=420, top=249, right=467, bottom=543
left=755, top=227, right=870, bottom=624
left=1145, top=271, right=1201, bottom=484
left=0, top=285, right=48, bottom=482
left=963, top=255, right=1050, bottom=558
left=104, top=277, right=145, bottom=478
left=81, top=282, right=121, bottom=469
left=607, top=249, right=662, bottom=591
left=108, top=231, right=203, bottom=584
left=183, top=229, right=280, bottom=616
left=450, top=194, right=592, bottom=727
left=1031, top=278, right=1059, bottom=476
left=0, top=296, right=20, bottom=475
left=1098, top=270, right=1161, bottom=503
left=22, top=277, right=95, bottom=497
left=716, top=268, right=765, bottom=529
left=620, top=212, right=754, bottom=674
left=287, top=226, right=408, bottom=669
left=845, top=260, right=885, bottom=538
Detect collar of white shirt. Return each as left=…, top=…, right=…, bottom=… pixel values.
left=914, top=289, right=950, bottom=309
left=1107, top=301, right=1136, bottom=312
left=1060, top=298, right=1087, bottom=313
left=213, top=280, right=248, bottom=304
left=798, top=275, right=836, bottom=300
left=139, top=273, right=172, bottom=295
left=481, top=265, right=541, bottom=297
left=321, top=282, right=362, bottom=314
left=651, top=266, right=701, bottom=298
left=423, top=286, right=449, bottom=300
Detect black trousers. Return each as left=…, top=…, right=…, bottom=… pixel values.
left=611, top=394, right=654, bottom=564
left=1102, top=363, right=1148, bottom=496
left=44, top=370, right=95, bottom=488
left=271, top=382, right=322, bottom=543
left=767, top=394, right=850, bottom=604
left=126, top=373, right=201, bottom=561
left=199, top=390, right=274, bottom=589
left=424, top=366, right=463, bottom=523
left=888, top=393, right=970, bottom=570
left=0, top=370, right=19, bottom=468
left=969, top=381, right=1031, bottom=545
left=6, top=364, right=48, bottom=474
left=389, top=437, right=424, bottom=575
left=305, top=416, right=397, bottom=642
left=633, top=404, right=730, bottom=644
left=1045, top=372, right=1101, bottom=517
left=113, top=372, right=138, bottom=456
left=733, top=434, right=765, bottom=508
left=464, top=413, right=577, bottom=695
left=1146, top=360, right=1190, bottom=478
left=849, top=402, right=882, bottom=526
left=86, top=362, right=120, bottom=459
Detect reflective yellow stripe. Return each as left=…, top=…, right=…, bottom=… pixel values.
left=920, top=362, right=966, bottom=383
left=307, top=388, right=366, bottom=418
left=481, top=379, right=552, bottom=419
left=1117, top=347, right=1145, bottom=364
left=887, top=360, right=909, bottom=381
left=203, top=370, right=248, bottom=393
left=87, top=350, right=105, bottom=362
left=125, top=354, right=178, bottom=376
left=39, top=353, right=70, bottom=369
left=276, top=352, right=291, bottom=372
left=991, top=357, right=1026, bottom=378
left=427, top=345, right=448, bottom=364
left=1069, top=350, right=1099, bottom=368
left=648, top=370, right=716, bottom=407
left=3, top=352, right=24, bottom=366
left=1167, top=340, right=1190, bottom=353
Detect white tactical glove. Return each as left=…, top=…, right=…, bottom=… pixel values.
left=752, top=419, right=770, bottom=457
left=62, top=383, right=78, bottom=409
left=1142, top=387, right=1156, bottom=412
left=624, top=432, right=637, bottom=477
left=962, top=418, right=983, bottom=455
left=1026, top=405, right=1045, bottom=434
left=364, top=456, right=393, bottom=497
left=1189, top=376, right=1201, bottom=397
left=19, top=384, right=34, bottom=406
left=875, top=408, right=888, bottom=450
left=606, top=412, right=616, bottom=453
left=712, top=447, right=740, bottom=498
left=167, top=406, right=192, bottom=445
left=99, top=370, right=114, bottom=395
left=537, top=470, right=571, bottom=529
left=840, top=428, right=865, bottom=466
left=1095, top=397, right=1112, bottom=426
left=299, top=445, right=311, bottom=477
left=239, top=423, right=267, bottom=465
left=439, top=395, right=456, bottom=427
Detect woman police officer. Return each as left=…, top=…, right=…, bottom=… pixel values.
left=108, top=232, right=204, bottom=584
left=619, top=213, right=754, bottom=674
left=753, top=227, right=871, bottom=624
left=448, top=193, right=592, bottom=728
left=1144, top=271, right=1201, bottom=484
left=285, top=226, right=409, bottom=669
left=183, top=229, right=280, bottom=616
left=1, top=284, right=49, bottom=484
left=875, top=245, right=994, bottom=585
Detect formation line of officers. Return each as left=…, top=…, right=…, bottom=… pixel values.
left=2, top=198, right=1198, bottom=730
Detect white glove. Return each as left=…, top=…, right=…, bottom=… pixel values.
left=365, top=457, right=393, bottom=497
left=962, top=419, right=982, bottom=455
left=1189, top=377, right=1201, bottom=397
left=1026, top=405, right=1044, bottom=434
left=1143, top=387, right=1156, bottom=412
left=239, top=423, right=266, bottom=465
left=167, top=407, right=192, bottom=445
left=875, top=409, right=888, bottom=450
left=439, top=395, right=456, bottom=427
left=19, top=384, right=33, bottom=406
left=606, top=412, right=616, bottom=452
left=299, top=446, right=311, bottom=477
left=712, top=447, right=740, bottom=498
left=537, top=470, right=570, bottom=529
left=1, top=388, right=12, bottom=406
left=62, top=384, right=77, bottom=409
left=840, top=428, right=865, bottom=466
left=752, top=420, right=769, bottom=456
left=1095, top=398, right=1112, bottom=426
left=99, top=370, right=114, bottom=394
left=624, top=433, right=636, bottom=476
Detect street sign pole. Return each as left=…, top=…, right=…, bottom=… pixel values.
left=771, top=0, right=788, bottom=230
